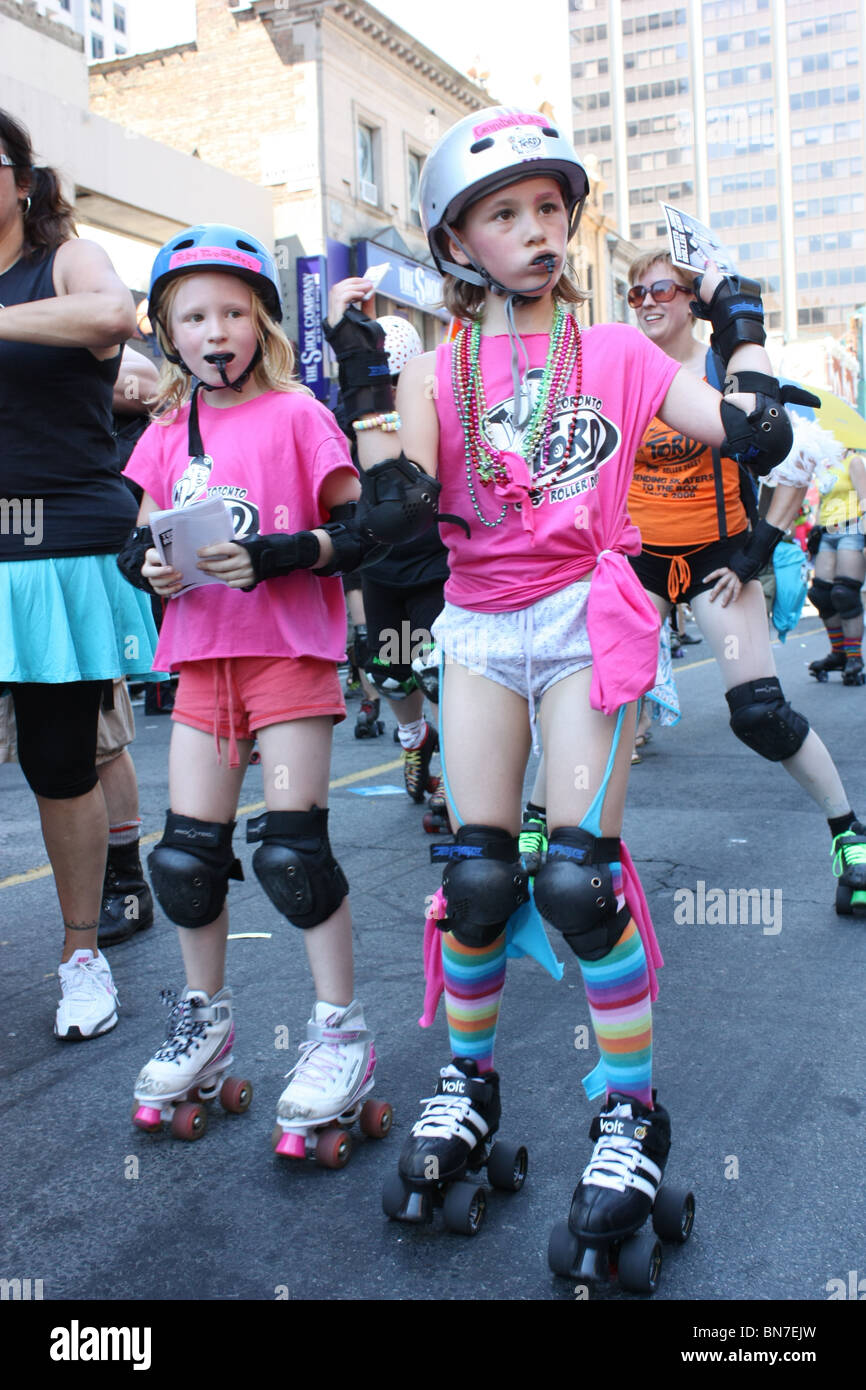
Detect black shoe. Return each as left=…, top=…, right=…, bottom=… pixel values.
left=678, top=631, right=702, bottom=645
left=570, top=1092, right=671, bottom=1244
left=98, top=842, right=155, bottom=947
left=403, top=722, right=438, bottom=802
left=399, top=1058, right=501, bottom=1186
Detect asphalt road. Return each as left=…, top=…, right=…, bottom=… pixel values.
left=2, top=617, right=864, bottom=1331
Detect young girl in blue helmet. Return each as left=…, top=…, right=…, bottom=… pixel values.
left=326, top=107, right=795, bottom=1251
left=118, top=225, right=382, bottom=1155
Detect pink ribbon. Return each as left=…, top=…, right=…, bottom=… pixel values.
left=492, top=451, right=537, bottom=538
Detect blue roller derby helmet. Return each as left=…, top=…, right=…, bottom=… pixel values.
left=149, top=224, right=283, bottom=324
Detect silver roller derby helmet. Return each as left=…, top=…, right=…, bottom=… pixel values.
left=419, top=106, right=590, bottom=290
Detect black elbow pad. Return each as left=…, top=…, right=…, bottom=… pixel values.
left=720, top=395, right=793, bottom=477
left=357, top=453, right=441, bottom=544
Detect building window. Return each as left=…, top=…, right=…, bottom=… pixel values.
left=91, top=34, right=104, bottom=59
left=59, top=0, right=71, bottom=9
left=357, top=122, right=379, bottom=206
left=408, top=151, right=423, bottom=228
left=91, top=0, right=103, bottom=19
left=114, top=5, right=126, bottom=34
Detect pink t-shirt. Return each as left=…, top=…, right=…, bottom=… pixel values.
left=124, top=390, right=356, bottom=671
left=435, top=323, right=680, bottom=612
left=434, top=323, right=681, bottom=713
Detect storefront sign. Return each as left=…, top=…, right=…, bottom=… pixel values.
left=355, top=241, right=447, bottom=320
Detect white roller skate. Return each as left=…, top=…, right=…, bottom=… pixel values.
left=272, top=999, right=392, bottom=1168
left=131, top=986, right=252, bottom=1141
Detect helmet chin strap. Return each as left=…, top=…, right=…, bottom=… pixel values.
left=443, top=225, right=560, bottom=428
left=199, top=344, right=262, bottom=393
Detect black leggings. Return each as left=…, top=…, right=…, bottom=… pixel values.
left=9, top=681, right=103, bottom=799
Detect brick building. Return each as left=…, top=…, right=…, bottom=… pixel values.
left=89, top=0, right=494, bottom=388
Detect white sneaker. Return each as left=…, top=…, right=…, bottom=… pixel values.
left=134, top=987, right=234, bottom=1102
left=277, top=1000, right=375, bottom=1124
left=55, top=950, right=120, bottom=1041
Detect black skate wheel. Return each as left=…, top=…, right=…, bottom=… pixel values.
left=360, top=1098, right=393, bottom=1139
left=617, top=1231, right=663, bottom=1294
left=315, top=1126, right=352, bottom=1169
left=652, top=1186, right=695, bottom=1244
left=812, top=669, right=828, bottom=682
left=171, top=1101, right=207, bottom=1142
left=220, top=1075, right=253, bottom=1114
left=487, top=1140, right=528, bottom=1192
left=382, top=1171, right=410, bottom=1219
left=548, top=1220, right=580, bottom=1278
left=443, top=1181, right=487, bottom=1236
left=835, top=882, right=855, bottom=915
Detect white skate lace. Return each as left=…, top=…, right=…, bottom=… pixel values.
left=411, top=1092, right=488, bottom=1147
left=154, top=999, right=210, bottom=1063
left=60, top=955, right=115, bottom=1003
left=284, top=1038, right=348, bottom=1093
left=582, top=1110, right=661, bottom=1202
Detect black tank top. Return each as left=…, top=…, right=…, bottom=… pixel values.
left=0, top=247, right=137, bottom=559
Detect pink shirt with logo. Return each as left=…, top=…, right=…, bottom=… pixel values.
left=125, top=390, right=355, bottom=672
left=434, top=323, right=681, bottom=712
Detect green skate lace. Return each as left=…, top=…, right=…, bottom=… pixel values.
left=832, top=834, right=866, bottom=878
left=518, top=820, right=548, bottom=856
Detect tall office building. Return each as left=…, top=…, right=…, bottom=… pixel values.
left=569, top=0, right=866, bottom=344
left=34, top=0, right=133, bottom=61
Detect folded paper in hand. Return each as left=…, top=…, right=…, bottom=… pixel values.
left=148, top=497, right=234, bottom=595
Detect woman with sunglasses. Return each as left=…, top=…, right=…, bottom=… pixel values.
left=627, top=249, right=866, bottom=914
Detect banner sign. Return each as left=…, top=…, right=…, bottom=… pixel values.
left=295, top=254, right=329, bottom=400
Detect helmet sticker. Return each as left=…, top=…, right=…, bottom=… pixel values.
left=473, top=111, right=547, bottom=139
left=169, top=246, right=263, bottom=273
left=507, top=132, right=543, bottom=156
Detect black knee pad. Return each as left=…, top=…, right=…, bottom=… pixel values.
left=726, top=677, right=809, bottom=761
left=148, top=813, right=244, bottom=929
left=534, top=827, right=630, bottom=962
left=807, top=577, right=836, bottom=621
left=431, top=824, right=528, bottom=948
left=246, top=806, right=348, bottom=929
left=831, top=576, right=864, bottom=621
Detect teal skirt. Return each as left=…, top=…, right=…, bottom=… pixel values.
left=0, top=554, right=161, bottom=686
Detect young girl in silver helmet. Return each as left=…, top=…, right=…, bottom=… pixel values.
left=326, top=106, right=794, bottom=1259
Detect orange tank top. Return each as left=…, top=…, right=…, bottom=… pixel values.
left=628, top=409, right=747, bottom=546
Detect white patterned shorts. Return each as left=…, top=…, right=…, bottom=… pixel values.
left=432, top=581, right=593, bottom=705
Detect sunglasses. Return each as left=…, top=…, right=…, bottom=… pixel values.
left=627, top=280, right=691, bottom=308
left=0, top=154, right=16, bottom=168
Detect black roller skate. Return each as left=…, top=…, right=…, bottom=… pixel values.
left=548, top=1092, right=694, bottom=1295
left=518, top=809, right=548, bottom=876
left=422, top=779, right=450, bottom=834
left=832, top=821, right=866, bottom=915
left=403, top=721, right=439, bottom=803
left=842, top=655, right=865, bottom=686
left=354, top=696, right=385, bottom=739
left=809, top=650, right=846, bottom=682
left=98, top=842, right=154, bottom=948
left=383, top=1058, right=527, bottom=1236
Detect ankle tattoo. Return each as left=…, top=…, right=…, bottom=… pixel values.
left=64, top=920, right=99, bottom=933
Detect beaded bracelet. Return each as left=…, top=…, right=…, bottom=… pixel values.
left=352, top=412, right=401, bottom=433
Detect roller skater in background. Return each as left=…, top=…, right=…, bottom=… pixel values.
left=118, top=225, right=389, bottom=1152
left=338, top=106, right=796, bottom=1258
left=628, top=249, right=866, bottom=919
left=324, top=291, right=448, bottom=808
left=807, top=439, right=866, bottom=687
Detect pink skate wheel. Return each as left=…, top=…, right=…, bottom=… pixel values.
left=274, top=1130, right=307, bottom=1159
left=133, top=1105, right=162, bottom=1131
left=315, top=1127, right=352, bottom=1169
left=359, top=1099, right=393, bottom=1139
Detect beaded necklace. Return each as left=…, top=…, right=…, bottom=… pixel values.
left=451, top=303, right=583, bottom=527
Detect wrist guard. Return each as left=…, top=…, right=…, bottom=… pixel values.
left=691, top=274, right=765, bottom=364
left=238, top=530, right=321, bottom=585
left=315, top=502, right=391, bottom=577
left=727, top=518, right=786, bottom=583
left=116, top=525, right=157, bottom=594
left=357, top=453, right=441, bottom=544
left=323, top=306, right=393, bottom=421
left=720, top=393, right=793, bottom=476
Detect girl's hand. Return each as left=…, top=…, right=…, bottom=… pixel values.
left=196, top=541, right=256, bottom=589
left=141, top=546, right=183, bottom=596
left=704, top=565, right=743, bottom=608
left=327, top=278, right=374, bottom=325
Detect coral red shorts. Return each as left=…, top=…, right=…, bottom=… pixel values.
left=173, top=656, right=345, bottom=766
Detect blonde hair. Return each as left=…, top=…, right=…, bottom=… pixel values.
left=628, top=247, right=692, bottom=289
left=150, top=276, right=310, bottom=419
